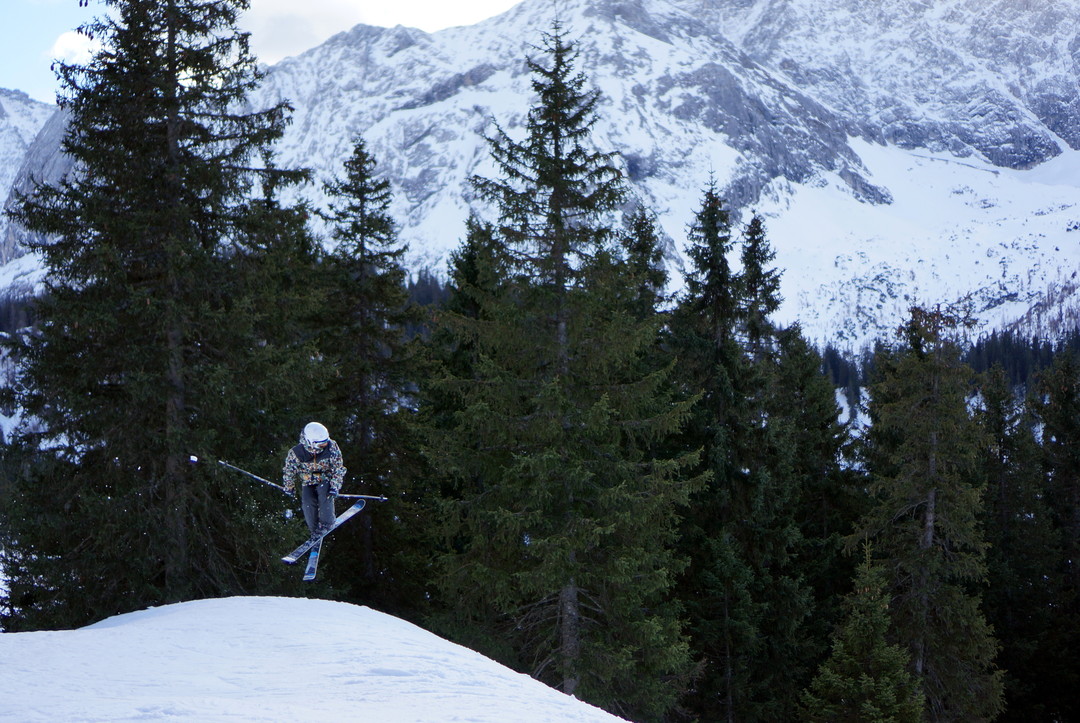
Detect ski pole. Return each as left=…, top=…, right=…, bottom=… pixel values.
left=189, top=455, right=298, bottom=520
left=188, top=455, right=292, bottom=496
left=192, top=455, right=388, bottom=501
left=217, top=459, right=292, bottom=495
left=336, top=493, right=389, bottom=502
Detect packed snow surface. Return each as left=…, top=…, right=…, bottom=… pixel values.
left=0, top=596, right=626, bottom=722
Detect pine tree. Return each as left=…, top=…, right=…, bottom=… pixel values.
left=678, top=181, right=738, bottom=350
left=976, top=366, right=1060, bottom=720
left=425, top=25, right=699, bottom=721
left=730, top=338, right=820, bottom=720
left=1037, top=350, right=1080, bottom=604
left=415, top=215, right=512, bottom=644
left=443, top=215, right=509, bottom=323
left=0, top=0, right=318, bottom=629
left=1029, top=351, right=1080, bottom=720
left=856, top=305, right=1004, bottom=721
left=738, top=214, right=781, bottom=356
left=669, top=182, right=749, bottom=722
left=773, top=326, right=863, bottom=697
left=621, top=206, right=670, bottom=321
left=315, top=137, right=424, bottom=610
left=670, top=183, right=818, bottom=721
left=801, top=545, right=925, bottom=723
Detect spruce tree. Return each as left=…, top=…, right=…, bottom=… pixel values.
left=671, top=183, right=831, bottom=720
left=416, top=215, right=511, bottom=640
left=670, top=182, right=810, bottom=721
left=1037, top=350, right=1080, bottom=605
left=730, top=338, right=818, bottom=720
left=771, top=326, right=861, bottom=698
left=425, top=25, right=699, bottom=721
left=738, top=213, right=781, bottom=356
left=0, top=0, right=317, bottom=629
left=670, top=182, right=749, bottom=722
left=621, top=206, right=670, bottom=321
left=1029, top=351, right=1080, bottom=720
left=856, top=305, right=1004, bottom=721
left=801, top=545, right=925, bottom=723
left=976, top=366, right=1060, bottom=720
left=316, top=137, right=423, bottom=610
left=444, top=216, right=508, bottom=322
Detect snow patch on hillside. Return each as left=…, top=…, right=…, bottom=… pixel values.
left=0, top=596, right=627, bottom=722
left=761, top=141, right=1080, bottom=349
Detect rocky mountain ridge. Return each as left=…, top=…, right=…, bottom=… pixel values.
left=2, top=0, right=1078, bottom=348
left=0, top=89, right=55, bottom=266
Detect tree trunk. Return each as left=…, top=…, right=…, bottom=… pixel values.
left=164, top=320, right=189, bottom=594
left=724, top=594, right=735, bottom=723
left=162, top=2, right=189, bottom=597
left=560, top=580, right=581, bottom=696
left=915, top=426, right=939, bottom=677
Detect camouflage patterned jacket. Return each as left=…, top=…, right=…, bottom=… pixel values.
left=282, top=433, right=346, bottom=493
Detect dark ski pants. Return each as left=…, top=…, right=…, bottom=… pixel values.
left=301, top=482, right=335, bottom=535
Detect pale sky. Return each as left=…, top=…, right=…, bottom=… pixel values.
left=2, top=0, right=522, bottom=104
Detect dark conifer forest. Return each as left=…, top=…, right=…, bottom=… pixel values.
left=2, top=3, right=1079, bottom=721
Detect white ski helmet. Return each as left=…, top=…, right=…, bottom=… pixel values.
left=303, top=422, right=329, bottom=445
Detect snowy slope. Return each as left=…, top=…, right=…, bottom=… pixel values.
left=762, top=141, right=1080, bottom=346
left=0, top=596, right=626, bottom=723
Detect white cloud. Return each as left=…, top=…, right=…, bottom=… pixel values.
left=359, top=0, right=520, bottom=31
left=240, top=0, right=368, bottom=64
left=240, top=0, right=519, bottom=64
left=49, top=30, right=99, bottom=66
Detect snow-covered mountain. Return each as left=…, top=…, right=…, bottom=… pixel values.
left=3, top=0, right=1079, bottom=348
left=0, top=596, right=626, bottom=722
left=0, top=89, right=54, bottom=266
left=675, top=0, right=1080, bottom=167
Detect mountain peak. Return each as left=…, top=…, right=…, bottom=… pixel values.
left=3, top=0, right=1079, bottom=347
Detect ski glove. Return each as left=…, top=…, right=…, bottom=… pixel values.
left=329, top=481, right=341, bottom=498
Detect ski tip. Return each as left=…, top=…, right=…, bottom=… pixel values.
left=282, top=556, right=298, bottom=564
left=188, top=455, right=199, bottom=463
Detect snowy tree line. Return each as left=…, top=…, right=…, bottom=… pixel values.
left=2, top=2, right=1079, bottom=722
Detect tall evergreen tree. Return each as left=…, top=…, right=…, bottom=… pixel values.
left=856, top=305, right=1004, bottom=721
left=1028, top=351, right=1080, bottom=720
left=773, top=326, right=862, bottom=693
left=415, top=215, right=511, bottom=636
left=1037, top=350, right=1080, bottom=602
left=670, top=183, right=752, bottom=722
left=444, top=216, right=507, bottom=323
left=738, top=213, right=781, bottom=357
left=621, top=206, right=670, bottom=321
left=0, top=0, right=318, bottom=630
left=976, top=366, right=1060, bottom=720
left=425, top=25, right=699, bottom=721
left=671, top=184, right=818, bottom=721
left=316, top=137, right=424, bottom=611
left=677, top=181, right=738, bottom=350
left=801, top=545, right=925, bottom=723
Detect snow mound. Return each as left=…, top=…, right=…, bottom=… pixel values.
left=0, top=596, right=626, bottom=722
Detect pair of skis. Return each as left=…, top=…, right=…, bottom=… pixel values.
left=200, top=456, right=387, bottom=581
left=283, top=497, right=368, bottom=580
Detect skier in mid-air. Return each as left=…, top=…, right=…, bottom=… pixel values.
left=282, top=422, right=346, bottom=536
